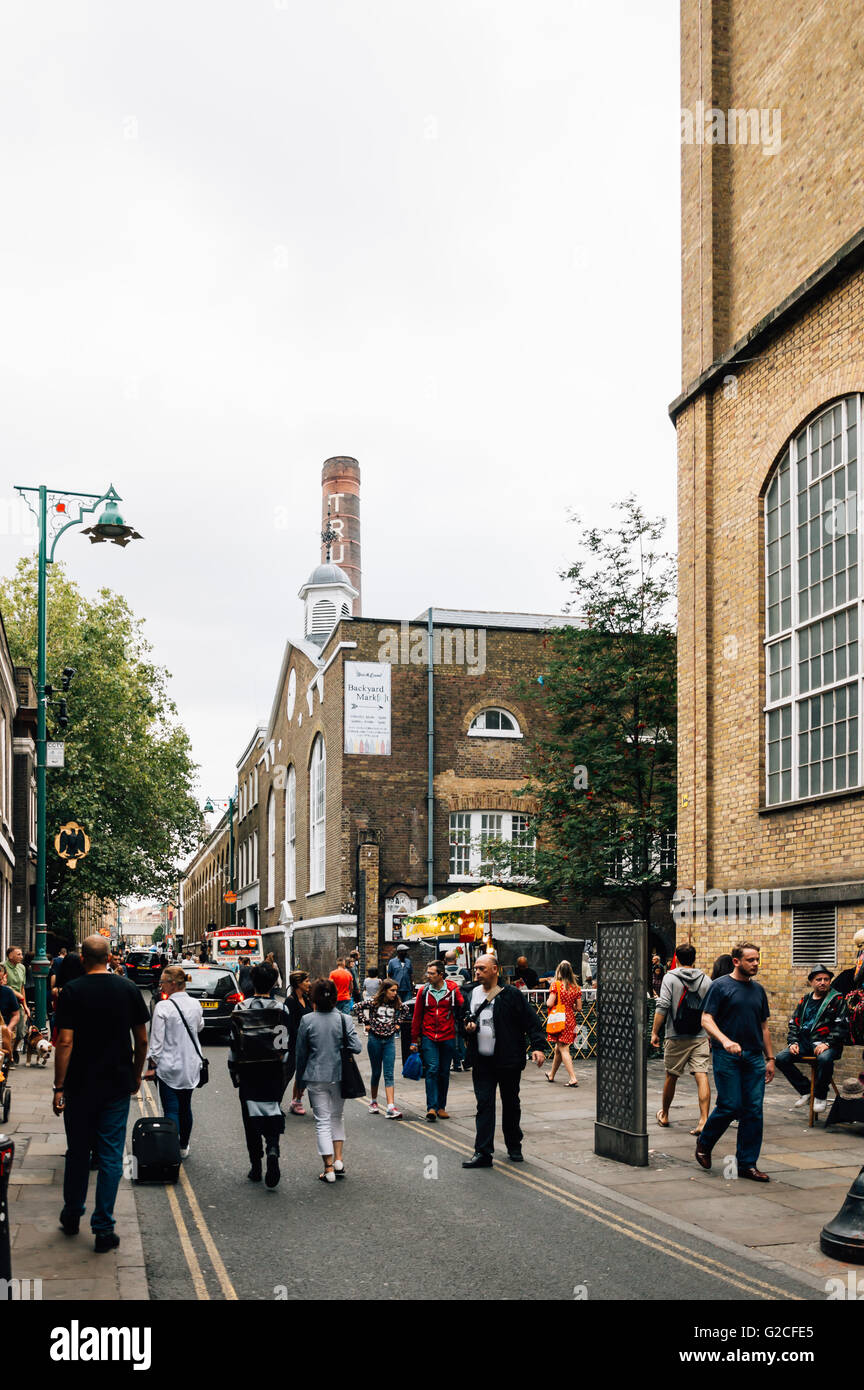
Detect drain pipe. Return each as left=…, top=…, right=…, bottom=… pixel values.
left=426, top=607, right=435, bottom=905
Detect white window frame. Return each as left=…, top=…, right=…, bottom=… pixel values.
left=309, top=736, right=326, bottom=895
left=448, top=810, right=535, bottom=882
left=764, top=395, right=863, bottom=805
left=467, top=707, right=522, bottom=739
left=285, top=765, right=296, bottom=902
left=266, top=791, right=276, bottom=908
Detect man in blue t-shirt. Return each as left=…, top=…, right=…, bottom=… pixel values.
left=695, top=942, right=774, bottom=1182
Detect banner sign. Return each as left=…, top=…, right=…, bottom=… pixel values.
left=344, top=662, right=391, bottom=755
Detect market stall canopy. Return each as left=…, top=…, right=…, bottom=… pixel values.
left=461, top=885, right=548, bottom=911
left=486, top=922, right=576, bottom=943
left=409, top=891, right=481, bottom=917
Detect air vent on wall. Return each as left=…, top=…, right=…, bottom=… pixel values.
left=791, top=905, right=837, bottom=967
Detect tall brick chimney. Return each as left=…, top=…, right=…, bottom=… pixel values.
left=321, top=456, right=361, bottom=615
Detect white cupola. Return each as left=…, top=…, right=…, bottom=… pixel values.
left=298, top=562, right=358, bottom=646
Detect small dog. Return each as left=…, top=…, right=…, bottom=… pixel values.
left=25, top=1024, right=52, bottom=1067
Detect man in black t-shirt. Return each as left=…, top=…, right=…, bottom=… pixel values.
left=695, top=942, right=775, bottom=1182
left=54, top=935, right=149, bottom=1252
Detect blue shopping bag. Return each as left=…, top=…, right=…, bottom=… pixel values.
left=402, top=1050, right=424, bottom=1081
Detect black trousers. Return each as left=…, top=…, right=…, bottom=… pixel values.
left=472, top=1060, right=523, bottom=1156
left=239, top=1099, right=284, bottom=1163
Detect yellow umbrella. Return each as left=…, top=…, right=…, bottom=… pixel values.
left=462, top=884, right=549, bottom=953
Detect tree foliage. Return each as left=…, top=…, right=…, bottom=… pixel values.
left=484, top=496, right=677, bottom=922
left=0, top=556, right=202, bottom=930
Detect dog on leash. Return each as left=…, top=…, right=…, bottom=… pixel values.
left=25, top=1024, right=52, bottom=1067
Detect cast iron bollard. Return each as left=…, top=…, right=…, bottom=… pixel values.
left=820, top=1165, right=864, bottom=1263
left=0, top=1135, right=14, bottom=1286
left=594, top=921, right=649, bottom=1166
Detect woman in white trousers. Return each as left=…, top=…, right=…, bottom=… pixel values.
left=295, top=977, right=362, bottom=1183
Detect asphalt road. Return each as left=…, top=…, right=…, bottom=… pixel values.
left=130, top=1031, right=821, bottom=1303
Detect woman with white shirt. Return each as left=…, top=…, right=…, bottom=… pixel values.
left=143, top=966, right=205, bottom=1160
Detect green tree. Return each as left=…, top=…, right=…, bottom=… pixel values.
left=0, top=557, right=202, bottom=929
left=484, top=496, right=677, bottom=923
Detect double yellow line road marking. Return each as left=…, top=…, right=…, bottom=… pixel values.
left=134, top=1087, right=237, bottom=1300
left=401, top=1115, right=800, bottom=1301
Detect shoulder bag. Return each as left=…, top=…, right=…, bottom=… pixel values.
left=339, top=1013, right=366, bottom=1099
left=546, top=982, right=567, bottom=1035
left=170, top=998, right=209, bottom=1088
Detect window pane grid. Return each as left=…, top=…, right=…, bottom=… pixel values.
left=765, top=398, right=863, bottom=804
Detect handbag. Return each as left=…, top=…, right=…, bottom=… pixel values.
left=546, top=982, right=567, bottom=1035
left=339, top=1014, right=366, bottom=1099
left=402, top=1049, right=424, bottom=1081
left=170, top=998, right=209, bottom=1088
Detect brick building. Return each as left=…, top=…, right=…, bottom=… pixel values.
left=673, top=1, right=864, bottom=1024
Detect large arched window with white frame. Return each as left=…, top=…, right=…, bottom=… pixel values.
left=285, top=765, right=296, bottom=902
left=765, top=395, right=860, bottom=805
left=309, top=736, right=326, bottom=893
left=266, top=789, right=276, bottom=907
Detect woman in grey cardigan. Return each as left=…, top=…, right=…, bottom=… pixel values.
left=295, top=976, right=362, bottom=1183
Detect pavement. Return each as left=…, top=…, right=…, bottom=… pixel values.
left=4, top=1060, right=148, bottom=1301
left=5, top=1038, right=864, bottom=1301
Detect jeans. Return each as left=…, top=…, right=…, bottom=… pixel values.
left=776, top=1046, right=838, bottom=1100
left=699, top=1049, right=766, bottom=1168
left=307, top=1081, right=346, bottom=1155
left=158, top=1080, right=194, bottom=1148
left=420, top=1037, right=455, bottom=1111
left=61, top=1092, right=130, bottom=1234
left=336, top=1000, right=354, bottom=1015
left=472, top=1060, right=523, bottom=1156
left=367, top=1034, right=396, bottom=1090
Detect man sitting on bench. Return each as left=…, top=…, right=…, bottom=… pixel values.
left=775, top=964, right=847, bottom=1115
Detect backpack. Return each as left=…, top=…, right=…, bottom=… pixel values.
left=673, top=974, right=706, bottom=1036
left=230, top=1005, right=290, bottom=1064
left=845, top=989, right=864, bottom=1046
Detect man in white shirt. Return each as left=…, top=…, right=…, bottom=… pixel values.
left=143, top=966, right=204, bottom=1160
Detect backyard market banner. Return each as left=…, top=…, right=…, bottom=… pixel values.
left=344, top=661, right=392, bottom=755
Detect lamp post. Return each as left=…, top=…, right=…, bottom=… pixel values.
left=13, top=483, right=142, bottom=1029
left=203, top=793, right=237, bottom=925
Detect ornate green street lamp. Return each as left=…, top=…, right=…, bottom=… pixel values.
left=203, top=794, right=237, bottom=925
left=13, top=483, right=142, bottom=1029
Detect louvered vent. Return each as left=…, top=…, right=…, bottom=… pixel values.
left=791, top=905, right=837, bottom=967
left=310, top=599, right=337, bottom=636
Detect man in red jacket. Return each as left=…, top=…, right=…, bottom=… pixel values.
left=410, top=960, right=464, bottom=1122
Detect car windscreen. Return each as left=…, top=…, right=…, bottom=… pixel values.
left=183, top=970, right=236, bottom=997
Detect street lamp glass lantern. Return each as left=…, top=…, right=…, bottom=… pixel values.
left=83, top=499, right=143, bottom=547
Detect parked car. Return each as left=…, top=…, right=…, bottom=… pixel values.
left=125, top=951, right=160, bottom=988
left=150, top=967, right=243, bottom=1038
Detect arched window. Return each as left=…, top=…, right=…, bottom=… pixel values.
left=266, top=789, right=276, bottom=907
left=285, top=765, right=296, bottom=902
left=765, top=395, right=861, bottom=805
left=309, top=736, right=326, bottom=893
left=467, top=707, right=522, bottom=738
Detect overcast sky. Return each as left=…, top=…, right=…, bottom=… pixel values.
left=1, top=0, right=681, bottom=804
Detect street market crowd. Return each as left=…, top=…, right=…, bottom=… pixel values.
left=1, top=928, right=862, bottom=1254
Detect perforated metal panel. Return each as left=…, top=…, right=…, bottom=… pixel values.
left=594, top=920, right=649, bottom=1166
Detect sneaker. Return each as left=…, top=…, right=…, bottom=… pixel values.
left=793, top=1095, right=810, bottom=1108
left=368, top=1100, right=380, bottom=1114
left=265, top=1153, right=280, bottom=1188
left=94, top=1232, right=120, bottom=1254
left=179, top=1146, right=190, bottom=1159
left=247, top=1164, right=263, bottom=1183
left=289, top=1101, right=305, bottom=1115
left=59, top=1216, right=79, bottom=1236
left=386, top=1104, right=402, bottom=1119
left=813, top=1098, right=827, bottom=1113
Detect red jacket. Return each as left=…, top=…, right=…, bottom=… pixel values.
left=411, top=980, right=464, bottom=1042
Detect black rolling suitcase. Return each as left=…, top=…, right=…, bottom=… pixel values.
left=131, top=1116, right=181, bottom=1184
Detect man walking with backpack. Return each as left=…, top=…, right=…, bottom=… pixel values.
left=228, top=963, right=292, bottom=1188
left=410, top=960, right=464, bottom=1121
left=650, top=942, right=712, bottom=1135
